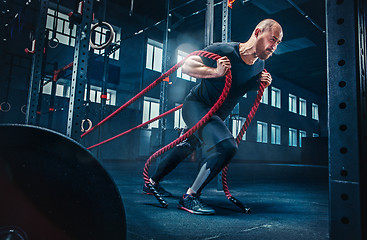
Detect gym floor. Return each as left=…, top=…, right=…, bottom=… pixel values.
left=103, top=160, right=329, bottom=240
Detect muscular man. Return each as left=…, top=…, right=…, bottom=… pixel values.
left=143, top=19, right=283, bottom=215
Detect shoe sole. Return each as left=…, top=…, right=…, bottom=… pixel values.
left=142, top=192, right=172, bottom=197
left=177, top=204, right=215, bottom=215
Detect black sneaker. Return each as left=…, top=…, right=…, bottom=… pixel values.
left=143, top=183, right=172, bottom=197
left=178, top=193, right=215, bottom=215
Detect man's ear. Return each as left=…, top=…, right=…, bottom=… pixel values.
left=254, top=28, right=261, bottom=37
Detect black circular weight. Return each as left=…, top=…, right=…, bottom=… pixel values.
left=0, top=124, right=126, bottom=240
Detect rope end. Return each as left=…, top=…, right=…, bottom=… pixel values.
left=147, top=183, right=168, bottom=208
left=229, top=196, right=251, bottom=213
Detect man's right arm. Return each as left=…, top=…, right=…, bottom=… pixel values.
left=182, top=55, right=231, bottom=79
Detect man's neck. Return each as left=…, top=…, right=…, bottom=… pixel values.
left=239, top=42, right=258, bottom=65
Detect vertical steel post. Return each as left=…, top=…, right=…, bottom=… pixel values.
left=25, top=0, right=49, bottom=125
left=326, top=0, right=366, bottom=239
left=101, top=45, right=109, bottom=121
left=66, top=0, right=94, bottom=140
left=222, top=0, right=231, bottom=43
left=36, top=32, right=49, bottom=125
left=48, top=62, right=58, bottom=129
left=158, top=0, right=171, bottom=148
left=205, top=0, right=214, bottom=47
left=356, top=1, right=367, bottom=237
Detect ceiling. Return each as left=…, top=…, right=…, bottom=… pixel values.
left=114, top=0, right=327, bottom=96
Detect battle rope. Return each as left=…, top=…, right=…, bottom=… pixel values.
left=221, top=79, right=266, bottom=213
left=84, top=49, right=266, bottom=211
left=143, top=53, right=232, bottom=208
left=81, top=50, right=220, bottom=138
left=87, top=104, right=183, bottom=150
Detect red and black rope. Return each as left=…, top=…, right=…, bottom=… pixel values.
left=87, top=104, right=183, bottom=150
left=83, top=49, right=266, bottom=212
left=81, top=51, right=218, bottom=139
left=142, top=51, right=232, bottom=207
left=221, top=78, right=266, bottom=213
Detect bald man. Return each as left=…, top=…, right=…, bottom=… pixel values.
left=143, top=19, right=283, bottom=215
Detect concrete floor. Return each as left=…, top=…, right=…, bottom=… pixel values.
left=103, top=160, right=329, bottom=240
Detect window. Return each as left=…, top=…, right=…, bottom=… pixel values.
left=313, top=133, right=319, bottom=137
left=232, top=116, right=246, bottom=140
left=177, top=50, right=196, bottom=82
left=146, top=39, right=163, bottom=72
left=289, top=128, right=297, bottom=147
left=107, top=89, right=117, bottom=105
left=312, top=103, right=319, bottom=120
left=289, top=94, right=297, bottom=113
left=271, top=124, right=281, bottom=145
left=299, top=130, right=306, bottom=147
left=299, top=98, right=307, bottom=116
left=271, top=87, right=281, bottom=108
left=174, top=105, right=186, bottom=129
left=84, top=85, right=116, bottom=105
left=257, top=121, right=268, bottom=143
left=42, top=79, right=70, bottom=98
left=46, top=9, right=77, bottom=47
left=142, top=97, right=160, bottom=129
left=260, top=87, right=268, bottom=104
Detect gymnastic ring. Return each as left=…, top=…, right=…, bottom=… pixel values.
left=20, top=105, right=27, bottom=114
left=0, top=102, right=11, bottom=112
left=81, top=119, right=93, bottom=132
left=89, top=22, right=115, bottom=50
left=48, top=37, right=60, bottom=49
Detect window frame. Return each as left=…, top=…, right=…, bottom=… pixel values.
left=289, top=93, right=297, bottom=113
left=271, top=124, right=281, bottom=145
left=257, top=121, right=268, bottom=143
left=299, top=130, right=307, bottom=147
left=271, top=87, right=281, bottom=109
left=232, top=116, right=246, bottom=140
left=299, top=98, right=307, bottom=116
left=312, top=103, right=319, bottom=120
left=174, top=104, right=186, bottom=129
left=146, top=39, right=163, bottom=73
left=289, top=128, right=298, bottom=147
left=260, top=87, right=269, bottom=104
left=142, top=97, right=160, bottom=129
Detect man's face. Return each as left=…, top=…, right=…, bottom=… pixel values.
left=256, top=26, right=283, bottom=60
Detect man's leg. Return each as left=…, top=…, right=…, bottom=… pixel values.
left=151, top=134, right=199, bottom=183
left=189, top=137, right=237, bottom=194
left=178, top=115, right=238, bottom=215
left=143, top=133, right=199, bottom=197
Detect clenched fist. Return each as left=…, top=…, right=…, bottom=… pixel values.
left=214, top=56, right=231, bottom=77
left=259, top=70, right=272, bottom=88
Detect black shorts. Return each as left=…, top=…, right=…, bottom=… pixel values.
left=182, top=93, right=234, bottom=149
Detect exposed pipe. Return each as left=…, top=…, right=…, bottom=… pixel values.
left=286, top=0, right=326, bottom=35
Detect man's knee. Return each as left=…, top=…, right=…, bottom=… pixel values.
left=217, top=138, right=238, bottom=159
